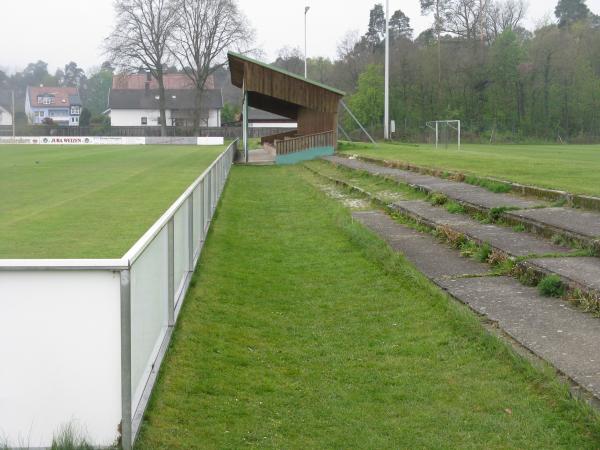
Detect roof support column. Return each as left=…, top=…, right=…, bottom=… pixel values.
left=243, top=83, right=248, bottom=164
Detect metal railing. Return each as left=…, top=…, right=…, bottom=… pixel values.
left=274, top=130, right=335, bottom=155
left=0, top=140, right=237, bottom=449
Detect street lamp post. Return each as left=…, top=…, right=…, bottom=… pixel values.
left=384, top=0, right=390, bottom=140
left=304, top=6, right=310, bottom=78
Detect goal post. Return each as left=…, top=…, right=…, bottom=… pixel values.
left=426, top=120, right=461, bottom=150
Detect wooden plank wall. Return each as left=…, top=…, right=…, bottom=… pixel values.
left=244, top=63, right=341, bottom=113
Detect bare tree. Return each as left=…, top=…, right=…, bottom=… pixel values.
left=170, top=0, right=252, bottom=134
left=106, top=0, right=179, bottom=136
left=443, top=0, right=489, bottom=41
left=486, top=0, right=528, bottom=39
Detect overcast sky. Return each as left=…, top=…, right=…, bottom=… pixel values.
left=1, top=0, right=599, bottom=74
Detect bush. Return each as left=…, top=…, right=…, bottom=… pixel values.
left=538, top=275, right=565, bottom=298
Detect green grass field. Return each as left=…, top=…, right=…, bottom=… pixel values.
left=339, top=142, right=600, bottom=196
left=135, top=165, right=600, bottom=449
left=0, top=144, right=224, bottom=259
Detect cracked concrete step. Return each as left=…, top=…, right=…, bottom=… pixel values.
left=505, top=207, right=600, bottom=243
left=437, top=276, right=600, bottom=400
left=352, top=210, right=489, bottom=278
left=324, top=155, right=543, bottom=210
left=522, top=257, right=600, bottom=293
left=390, top=200, right=573, bottom=258
left=353, top=209, right=600, bottom=400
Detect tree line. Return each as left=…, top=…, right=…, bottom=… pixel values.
left=275, top=0, right=600, bottom=143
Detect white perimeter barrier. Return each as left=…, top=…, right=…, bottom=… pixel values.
left=0, top=136, right=225, bottom=146
left=0, top=140, right=237, bottom=449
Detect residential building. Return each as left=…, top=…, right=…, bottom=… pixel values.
left=106, top=74, right=222, bottom=127
left=25, top=86, right=82, bottom=126
left=0, top=91, right=13, bottom=126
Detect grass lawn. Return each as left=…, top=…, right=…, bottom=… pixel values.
left=339, top=141, right=600, bottom=196
left=135, top=165, right=600, bottom=449
left=0, top=144, right=224, bottom=258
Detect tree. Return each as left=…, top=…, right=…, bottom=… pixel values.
left=82, top=65, right=114, bottom=116
left=79, top=108, right=92, bottom=127
left=486, top=0, right=527, bottom=39
left=364, top=3, right=386, bottom=46
left=61, top=62, right=86, bottom=87
left=106, top=0, right=179, bottom=136
left=273, top=47, right=304, bottom=75
left=555, top=0, right=590, bottom=27
left=390, top=10, right=414, bottom=40
left=420, top=0, right=451, bottom=85
left=170, top=0, right=251, bottom=134
left=347, top=64, right=384, bottom=128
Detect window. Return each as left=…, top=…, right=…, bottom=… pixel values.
left=141, top=117, right=148, bottom=125
left=71, top=106, right=81, bottom=115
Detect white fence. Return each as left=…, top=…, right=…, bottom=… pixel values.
left=0, top=140, right=237, bottom=449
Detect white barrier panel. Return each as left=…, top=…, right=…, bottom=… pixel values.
left=0, top=270, right=122, bottom=446
left=197, top=136, right=225, bottom=145
left=0, top=136, right=226, bottom=145
left=0, top=136, right=146, bottom=145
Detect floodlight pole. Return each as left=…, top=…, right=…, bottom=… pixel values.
left=384, top=0, right=390, bottom=141
left=304, top=6, right=310, bottom=78
left=11, top=90, right=15, bottom=138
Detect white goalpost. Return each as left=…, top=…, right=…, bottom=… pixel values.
left=426, top=120, right=461, bottom=150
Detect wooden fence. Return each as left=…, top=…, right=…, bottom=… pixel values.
left=274, top=130, right=335, bottom=155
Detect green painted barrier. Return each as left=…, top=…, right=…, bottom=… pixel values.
left=275, top=146, right=335, bottom=165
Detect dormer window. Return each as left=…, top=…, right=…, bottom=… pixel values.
left=71, top=106, right=81, bottom=115
left=38, top=95, right=55, bottom=105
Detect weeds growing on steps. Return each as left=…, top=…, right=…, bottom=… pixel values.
left=538, top=275, right=566, bottom=298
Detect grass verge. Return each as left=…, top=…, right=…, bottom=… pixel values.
left=136, top=165, right=600, bottom=449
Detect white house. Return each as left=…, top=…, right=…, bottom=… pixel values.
left=107, top=88, right=223, bottom=127
left=25, top=86, right=82, bottom=126
left=0, top=91, right=14, bottom=126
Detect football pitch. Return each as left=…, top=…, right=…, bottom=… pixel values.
left=340, top=142, right=600, bottom=196
left=0, top=144, right=224, bottom=259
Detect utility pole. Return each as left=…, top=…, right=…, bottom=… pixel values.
left=384, top=0, right=390, bottom=140
left=11, top=90, right=15, bottom=138
left=304, top=6, right=310, bottom=78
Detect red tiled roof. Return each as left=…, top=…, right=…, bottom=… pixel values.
left=112, top=73, right=214, bottom=90
left=28, top=86, right=80, bottom=108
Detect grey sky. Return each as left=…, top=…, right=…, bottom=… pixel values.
left=1, top=0, right=599, bottom=74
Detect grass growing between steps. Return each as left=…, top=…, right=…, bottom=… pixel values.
left=135, top=165, right=600, bottom=450
left=304, top=159, right=425, bottom=202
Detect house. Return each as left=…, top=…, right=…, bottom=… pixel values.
left=0, top=91, right=14, bottom=126
left=106, top=73, right=223, bottom=127
left=25, top=86, right=82, bottom=126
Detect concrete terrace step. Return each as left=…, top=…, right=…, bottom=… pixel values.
left=506, top=207, right=600, bottom=243
left=390, top=200, right=573, bottom=258
left=522, top=257, right=600, bottom=293
left=353, top=210, right=600, bottom=401
left=324, top=155, right=543, bottom=210
left=352, top=210, right=490, bottom=279
left=324, top=154, right=600, bottom=250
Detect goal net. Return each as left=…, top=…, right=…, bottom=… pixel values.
left=426, top=120, right=461, bottom=149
